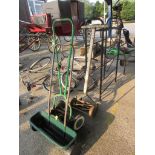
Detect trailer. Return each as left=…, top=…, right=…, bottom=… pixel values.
left=19, top=0, right=86, bottom=52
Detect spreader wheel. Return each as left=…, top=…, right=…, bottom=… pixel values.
left=73, top=115, right=85, bottom=131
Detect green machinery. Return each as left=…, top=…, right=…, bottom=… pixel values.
left=30, top=18, right=98, bottom=149
left=30, top=18, right=77, bottom=149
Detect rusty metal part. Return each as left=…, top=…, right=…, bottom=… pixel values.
left=70, top=98, right=98, bottom=117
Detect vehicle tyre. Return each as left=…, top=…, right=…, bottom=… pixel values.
left=48, top=35, right=61, bottom=53
left=28, top=36, right=41, bottom=51
left=42, top=74, right=59, bottom=93
left=29, top=57, right=51, bottom=73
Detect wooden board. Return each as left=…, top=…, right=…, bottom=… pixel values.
left=83, top=28, right=96, bottom=95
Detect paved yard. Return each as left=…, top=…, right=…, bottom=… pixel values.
left=19, top=23, right=135, bottom=155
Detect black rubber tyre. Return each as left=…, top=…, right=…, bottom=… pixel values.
left=28, top=36, right=41, bottom=51
left=29, top=57, right=51, bottom=73
left=42, top=75, right=51, bottom=91
left=73, top=114, right=85, bottom=131
left=42, top=74, right=59, bottom=93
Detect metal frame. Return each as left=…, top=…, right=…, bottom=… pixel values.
left=81, top=23, right=122, bottom=102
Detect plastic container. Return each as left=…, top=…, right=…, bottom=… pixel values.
left=30, top=111, right=77, bottom=149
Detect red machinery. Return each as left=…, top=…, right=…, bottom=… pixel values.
left=22, top=0, right=85, bottom=36
left=29, top=14, right=52, bottom=34
left=19, top=0, right=85, bottom=52
left=42, top=0, right=85, bottom=36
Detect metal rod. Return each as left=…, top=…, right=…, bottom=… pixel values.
left=105, top=69, right=116, bottom=80
left=84, top=29, right=87, bottom=69
left=123, top=54, right=126, bottom=75
left=101, top=79, right=114, bottom=95
left=106, top=58, right=115, bottom=72
left=104, top=30, right=108, bottom=79
left=99, top=27, right=104, bottom=100
left=86, top=94, right=96, bottom=105
left=48, top=51, right=55, bottom=115
left=115, top=27, right=121, bottom=82
left=100, top=68, right=116, bottom=95
left=104, top=0, right=106, bottom=24
left=64, top=46, right=75, bottom=127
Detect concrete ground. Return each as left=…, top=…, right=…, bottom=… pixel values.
left=19, top=23, right=135, bottom=155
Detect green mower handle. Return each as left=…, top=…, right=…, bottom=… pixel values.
left=51, top=94, right=73, bottom=120
left=52, top=18, right=75, bottom=97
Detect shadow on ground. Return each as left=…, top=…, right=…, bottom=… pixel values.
left=69, top=110, right=115, bottom=155
left=19, top=92, right=46, bottom=111
left=19, top=46, right=134, bottom=154
left=71, top=63, right=135, bottom=154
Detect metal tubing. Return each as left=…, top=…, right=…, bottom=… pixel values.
left=48, top=51, right=55, bottom=115
left=99, top=27, right=104, bottom=100
left=86, top=94, right=97, bottom=105
left=84, top=29, right=87, bottom=69
left=103, top=29, right=108, bottom=79
left=115, top=27, right=121, bottom=82
left=52, top=18, right=75, bottom=128
left=101, top=79, right=114, bottom=95
left=106, top=58, right=115, bottom=72
left=64, top=46, right=75, bottom=127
